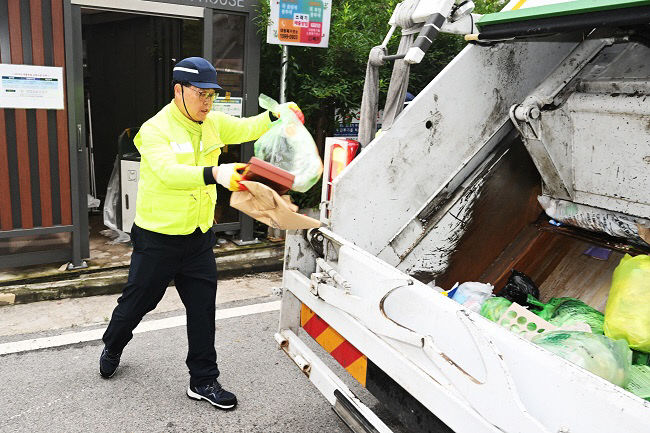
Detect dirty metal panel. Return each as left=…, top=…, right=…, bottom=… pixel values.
left=393, top=142, right=541, bottom=286
left=284, top=230, right=319, bottom=277
left=568, top=92, right=650, bottom=218
left=578, top=42, right=650, bottom=92
left=377, top=125, right=516, bottom=267
left=336, top=244, right=490, bottom=384
left=430, top=142, right=542, bottom=289
left=330, top=36, right=583, bottom=255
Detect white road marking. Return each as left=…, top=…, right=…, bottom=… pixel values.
left=0, top=301, right=280, bottom=355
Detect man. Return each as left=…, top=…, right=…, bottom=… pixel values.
left=99, top=57, right=301, bottom=410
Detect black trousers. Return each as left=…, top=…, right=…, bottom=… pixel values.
left=102, top=224, right=219, bottom=387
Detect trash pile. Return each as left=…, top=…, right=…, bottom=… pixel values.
left=447, top=253, right=650, bottom=400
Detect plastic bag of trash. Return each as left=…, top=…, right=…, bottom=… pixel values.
left=480, top=297, right=512, bottom=322
left=527, top=297, right=604, bottom=334
left=538, top=196, right=650, bottom=246
left=102, top=158, right=130, bottom=243
left=633, top=350, right=650, bottom=366
left=532, top=331, right=632, bottom=387
left=254, top=94, right=323, bottom=193
left=103, top=157, right=120, bottom=232
left=550, top=300, right=603, bottom=334
left=500, top=270, right=540, bottom=306
left=604, top=254, right=650, bottom=353
left=626, top=365, right=650, bottom=401
left=450, top=282, right=494, bottom=313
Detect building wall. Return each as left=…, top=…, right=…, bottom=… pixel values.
left=0, top=0, right=71, bottom=231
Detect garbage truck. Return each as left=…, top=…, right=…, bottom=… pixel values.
left=274, top=0, right=650, bottom=431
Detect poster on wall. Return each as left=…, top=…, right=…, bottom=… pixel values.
left=212, top=97, right=243, bottom=117
left=267, top=0, right=331, bottom=48
left=0, top=64, right=65, bottom=110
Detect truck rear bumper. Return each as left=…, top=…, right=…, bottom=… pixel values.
left=275, top=328, right=393, bottom=433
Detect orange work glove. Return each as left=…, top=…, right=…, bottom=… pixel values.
left=215, top=163, right=249, bottom=191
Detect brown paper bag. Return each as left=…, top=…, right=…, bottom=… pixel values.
left=638, top=224, right=650, bottom=244
left=230, top=181, right=321, bottom=230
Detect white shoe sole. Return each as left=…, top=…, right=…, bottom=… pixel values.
left=99, top=363, right=118, bottom=379
left=186, top=386, right=236, bottom=410
left=100, top=369, right=117, bottom=379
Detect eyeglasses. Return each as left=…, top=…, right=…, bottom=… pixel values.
left=184, top=86, right=219, bottom=102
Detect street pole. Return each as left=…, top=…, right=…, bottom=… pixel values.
left=270, top=44, right=290, bottom=241
left=280, top=45, right=288, bottom=103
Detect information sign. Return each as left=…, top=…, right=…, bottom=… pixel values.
left=212, top=96, right=243, bottom=117
left=267, top=0, right=331, bottom=48
left=0, top=64, right=64, bottom=110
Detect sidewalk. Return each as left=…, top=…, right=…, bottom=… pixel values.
left=0, top=215, right=285, bottom=306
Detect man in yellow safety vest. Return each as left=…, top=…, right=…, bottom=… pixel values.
left=99, top=57, right=301, bottom=410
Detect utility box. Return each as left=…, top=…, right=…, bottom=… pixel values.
left=120, top=157, right=140, bottom=233
left=117, top=128, right=140, bottom=234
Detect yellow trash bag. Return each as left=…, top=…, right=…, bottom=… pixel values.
left=604, top=254, right=650, bottom=353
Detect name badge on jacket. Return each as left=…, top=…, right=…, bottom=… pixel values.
left=170, top=141, right=193, bottom=154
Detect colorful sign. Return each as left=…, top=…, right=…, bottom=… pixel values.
left=267, top=0, right=331, bottom=48
left=0, top=64, right=64, bottom=110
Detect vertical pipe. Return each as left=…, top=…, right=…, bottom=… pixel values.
left=279, top=45, right=288, bottom=103
left=52, top=0, right=71, bottom=226
left=63, top=1, right=88, bottom=268
left=0, top=109, right=11, bottom=230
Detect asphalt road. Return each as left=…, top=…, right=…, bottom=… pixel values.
left=0, top=276, right=405, bottom=433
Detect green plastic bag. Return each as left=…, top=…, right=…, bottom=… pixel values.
left=604, top=254, right=650, bottom=353
left=480, top=297, right=512, bottom=322
left=632, top=350, right=650, bottom=366
left=626, top=365, right=650, bottom=401
left=254, top=94, right=323, bottom=192
left=532, top=331, right=632, bottom=387
left=528, top=297, right=604, bottom=334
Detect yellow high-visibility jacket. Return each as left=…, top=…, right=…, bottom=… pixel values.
left=133, top=101, right=271, bottom=235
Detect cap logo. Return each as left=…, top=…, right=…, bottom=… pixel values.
left=173, top=67, right=199, bottom=74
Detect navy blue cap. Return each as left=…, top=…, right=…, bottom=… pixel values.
left=172, top=57, right=222, bottom=89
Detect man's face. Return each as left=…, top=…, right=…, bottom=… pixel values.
left=174, top=84, right=218, bottom=122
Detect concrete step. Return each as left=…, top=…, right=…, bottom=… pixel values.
left=0, top=242, right=284, bottom=306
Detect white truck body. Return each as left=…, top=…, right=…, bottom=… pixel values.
left=277, top=1, right=650, bottom=431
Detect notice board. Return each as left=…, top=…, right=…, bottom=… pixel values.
left=267, top=0, right=331, bottom=48
left=0, top=64, right=65, bottom=110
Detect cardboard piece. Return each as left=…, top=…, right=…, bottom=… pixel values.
left=638, top=224, right=650, bottom=244
left=231, top=181, right=321, bottom=230
left=242, top=157, right=295, bottom=195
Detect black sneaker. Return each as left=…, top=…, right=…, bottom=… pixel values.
left=99, top=347, right=121, bottom=379
left=187, top=380, right=237, bottom=410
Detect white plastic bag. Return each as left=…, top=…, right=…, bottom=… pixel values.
left=102, top=157, right=130, bottom=243
left=538, top=195, right=650, bottom=245
left=450, top=282, right=494, bottom=313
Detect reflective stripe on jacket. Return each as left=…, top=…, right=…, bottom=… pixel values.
left=133, top=101, right=271, bottom=235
